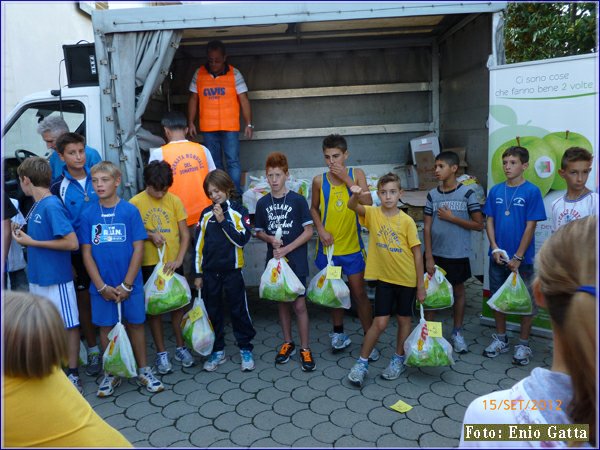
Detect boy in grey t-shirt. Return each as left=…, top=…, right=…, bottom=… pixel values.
left=423, top=151, right=484, bottom=353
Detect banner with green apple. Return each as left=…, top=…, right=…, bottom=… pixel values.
left=484, top=54, right=597, bottom=333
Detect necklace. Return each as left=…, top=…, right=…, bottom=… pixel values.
left=72, top=177, right=90, bottom=202
left=270, top=190, right=288, bottom=237
left=22, top=192, right=51, bottom=229
left=504, top=182, right=521, bottom=216
left=439, top=182, right=458, bottom=208
left=100, top=199, right=119, bottom=226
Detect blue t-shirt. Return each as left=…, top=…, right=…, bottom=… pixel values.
left=254, top=191, right=313, bottom=278
left=26, top=196, right=75, bottom=286
left=78, top=199, right=147, bottom=297
left=483, top=180, right=546, bottom=264
left=49, top=145, right=102, bottom=184
left=50, top=166, right=98, bottom=235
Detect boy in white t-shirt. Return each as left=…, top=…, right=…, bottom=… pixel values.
left=551, top=147, right=597, bottom=231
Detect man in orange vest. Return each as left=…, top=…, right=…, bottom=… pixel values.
left=149, top=111, right=216, bottom=283
left=187, top=40, right=253, bottom=196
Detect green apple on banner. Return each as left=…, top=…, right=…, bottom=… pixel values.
left=542, top=130, right=594, bottom=191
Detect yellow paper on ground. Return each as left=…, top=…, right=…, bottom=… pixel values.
left=426, top=321, right=443, bottom=338
left=188, top=306, right=204, bottom=322
left=326, top=265, right=342, bottom=280
left=389, top=399, right=413, bottom=413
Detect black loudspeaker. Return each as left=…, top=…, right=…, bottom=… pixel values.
left=62, top=43, right=99, bottom=87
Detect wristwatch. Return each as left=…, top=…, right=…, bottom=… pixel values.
left=246, top=124, right=254, bottom=129
left=122, top=281, right=133, bottom=290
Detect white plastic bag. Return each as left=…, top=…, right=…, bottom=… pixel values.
left=421, top=265, right=454, bottom=310
left=307, top=245, right=351, bottom=309
left=78, top=341, right=88, bottom=367
left=144, top=245, right=191, bottom=315
left=242, top=176, right=270, bottom=214
left=404, top=305, right=454, bottom=367
left=487, top=271, right=533, bottom=315
left=181, top=296, right=215, bottom=356
left=259, top=257, right=305, bottom=302
left=102, top=303, right=138, bottom=378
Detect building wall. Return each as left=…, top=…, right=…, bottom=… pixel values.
left=1, top=2, right=94, bottom=120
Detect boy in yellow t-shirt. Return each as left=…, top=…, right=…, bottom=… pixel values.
left=346, top=173, right=426, bottom=387
left=130, top=161, right=192, bottom=374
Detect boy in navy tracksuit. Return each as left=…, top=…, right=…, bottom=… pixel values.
left=194, top=169, right=256, bottom=372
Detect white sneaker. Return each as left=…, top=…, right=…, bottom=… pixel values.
left=330, top=332, right=351, bottom=351
left=348, top=362, right=368, bottom=387
left=137, top=367, right=165, bottom=393
left=381, top=356, right=405, bottom=380
left=67, top=373, right=83, bottom=394
left=203, top=351, right=226, bottom=372
left=452, top=333, right=468, bottom=354
left=483, top=334, right=510, bottom=358
left=175, top=346, right=195, bottom=368
left=512, top=345, right=532, bottom=366
left=97, top=373, right=121, bottom=397
left=240, top=349, right=255, bottom=372
left=155, top=351, right=173, bottom=374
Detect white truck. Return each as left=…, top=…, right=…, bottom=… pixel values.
left=2, top=2, right=506, bottom=282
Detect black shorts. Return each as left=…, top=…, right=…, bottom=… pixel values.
left=142, top=265, right=185, bottom=284
left=71, top=252, right=91, bottom=291
left=431, top=255, right=471, bottom=285
left=373, top=281, right=416, bottom=317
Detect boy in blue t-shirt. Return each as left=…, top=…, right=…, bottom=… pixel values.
left=483, top=146, right=546, bottom=365
left=79, top=161, right=164, bottom=397
left=50, top=132, right=101, bottom=376
left=12, top=157, right=82, bottom=392
left=255, top=152, right=315, bottom=371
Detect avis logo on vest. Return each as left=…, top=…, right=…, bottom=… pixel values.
left=203, top=87, right=226, bottom=96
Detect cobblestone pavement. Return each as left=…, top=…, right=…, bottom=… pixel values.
left=81, top=278, right=552, bottom=447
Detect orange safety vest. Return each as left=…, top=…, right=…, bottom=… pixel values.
left=161, top=141, right=212, bottom=226
left=196, top=65, right=240, bottom=132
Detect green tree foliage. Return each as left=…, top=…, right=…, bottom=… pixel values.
left=504, top=2, right=597, bottom=63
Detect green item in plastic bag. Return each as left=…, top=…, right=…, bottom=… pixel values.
left=405, top=338, right=453, bottom=367
left=404, top=304, right=454, bottom=367
left=102, top=305, right=137, bottom=378
left=306, top=246, right=351, bottom=309
left=487, top=271, right=533, bottom=315
left=146, top=274, right=190, bottom=315
left=259, top=258, right=304, bottom=302
left=419, top=266, right=454, bottom=310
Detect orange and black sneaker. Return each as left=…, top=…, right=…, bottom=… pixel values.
left=300, top=348, right=316, bottom=372
left=275, top=342, right=296, bottom=364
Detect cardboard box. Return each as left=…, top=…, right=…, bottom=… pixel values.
left=443, top=147, right=468, bottom=168
left=414, top=151, right=438, bottom=190
left=410, top=133, right=440, bottom=164
left=394, top=164, right=419, bottom=190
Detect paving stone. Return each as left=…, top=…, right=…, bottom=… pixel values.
left=473, top=367, right=505, bottom=384
left=329, top=408, right=365, bottom=428
left=392, top=418, right=431, bottom=440
left=161, top=369, right=194, bottom=386
left=184, top=390, right=219, bottom=407
left=148, top=426, right=189, bottom=447
left=361, top=381, right=396, bottom=401
left=208, top=439, right=238, bottom=447
left=294, top=436, right=330, bottom=447
left=346, top=395, right=381, bottom=414
left=309, top=396, right=345, bottom=415
left=273, top=375, right=306, bottom=392
left=198, top=399, right=235, bottom=419
left=498, top=377, right=517, bottom=390
left=250, top=437, right=285, bottom=447
left=395, top=381, right=431, bottom=399
left=291, top=409, right=329, bottom=430
left=174, top=412, right=211, bottom=433
left=133, top=440, right=151, bottom=447
left=271, top=422, right=311, bottom=445
left=220, top=387, right=254, bottom=406
left=124, top=402, right=161, bottom=420
left=189, top=425, right=229, bottom=447
left=256, top=387, right=289, bottom=405
left=406, top=370, right=439, bottom=387
left=440, top=369, right=473, bottom=386
left=506, top=365, right=532, bottom=382
left=307, top=375, right=339, bottom=392
left=376, top=433, right=418, bottom=447
left=311, top=421, right=349, bottom=444
left=252, top=409, right=290, bottom=431
left=289, top=366, right=320, bottom=382
left=418, top=392, right=456, bottom=411
left=104, top=413, right=136, bottom=430
left=481, top=357, right=511, bottom=373
left=240, top=376, right=273, bottom=393
left=322, top=364, right=350, bottom=380
left=135, top=412, right=174, bottom=433
left=465, top=379, right=499, bottom=396
left=229, top=423, right=270, bottom=446
left=448, top=360, right=481, bottom=375
left=193, top=369, right=223, bottom=384
left=213, top=410, right=252, bottom=432
left=352, top=420, right=390, bottom=442
left=334, top=435, right=376, bottom=447
left=326, top=384, right=361, bottom=403
left=172, top=379, right=201, bottom=395
left=419, top=430, right=459, bottom=447
left=169, top=440, right=196, bottom=447
left=430, top=380, right=465, bottom=398
left=273, top=396, right=307, bottom=416
left=118, top=426, right=147, bottom=444
left=405, top=405, right=444, bottom=425
left=417, top=365, right=451, bottom=377
left=455, top=390, right=479, bottom=408
left=444, top=402, right=469, bottom=422
left=93, top=401, right=125, bottom=418
left=367, top=405, right=399, bottom=427
left=163, top=400, right=199, bottom=420
left=206, top=378, right=238, bottom=395
left=432, top=416, right=462, bottom=439
left=114, top=390, right=147, bottom=408
left=291, top=385, right=323, bottom=403
left=149, top=389, right=185, bottom=407
left=236, top=398, right=272, bottom=418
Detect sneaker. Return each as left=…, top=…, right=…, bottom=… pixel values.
left=275, top=342, right=296, bottom=364
left=348, top=362, right=368, bottom=387
left=299, top=348, right=316, bottom=372
left=330, top=332, right=351, bottom=351
left=203, top=351, right=226, bottom=372
left=368, top=347, right=380, bottom=362
left=381, top=356, right=405, bottom=380
left=97, top=373, right=121, bottom=398
left=175, top=347, right=195, bottom=368
left=483, top=334, right=510, bottom=358
left=86, top=350, right=101, bottom=377
left=68, top=373, right=83, bottom=394
left=155, top=351, right=173, bottom=375
left=512, top=345, right=533, bottom=366
left=137, top=368, right=165, bottom=393
left=452, top=333, right=468, bottom=354
left=240, top=349, right=255, bottom=372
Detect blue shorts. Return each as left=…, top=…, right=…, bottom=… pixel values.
left=315, top=249, right=366, bottom=276
left=91, top=292, right=146, bottom=326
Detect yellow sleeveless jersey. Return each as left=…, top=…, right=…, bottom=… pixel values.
left=318, top=168, right=364, bottom=256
